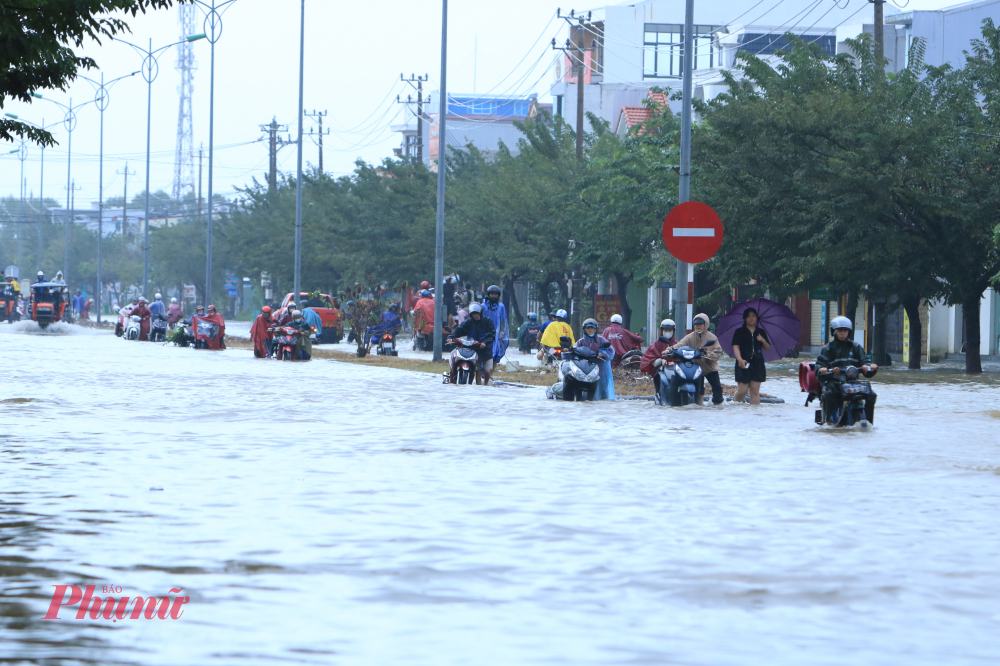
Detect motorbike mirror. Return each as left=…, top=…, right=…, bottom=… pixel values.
left=658, top=335, right=671, bottom=345
left=600, top=341, right=611, bottom=348
left=703, top=340, right=716, bottom=346
left=559, top=336, right=572, bottom=348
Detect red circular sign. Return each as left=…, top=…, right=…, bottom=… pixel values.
left=662, top=201, right=724, bottom=264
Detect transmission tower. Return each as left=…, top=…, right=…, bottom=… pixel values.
left=172, top=4, right=197, bottom=201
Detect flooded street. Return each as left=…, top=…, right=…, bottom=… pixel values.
left=2, top=323, right=999, bottom=665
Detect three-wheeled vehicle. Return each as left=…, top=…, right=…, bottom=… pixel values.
left=29, top=282, right=69, bottom=329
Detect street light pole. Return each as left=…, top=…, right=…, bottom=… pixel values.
left=293, top=0, right=305, bottom=307
left=64, top=97, right=73, bottom=282
left=80, top=71, right=138, bottom=322
left=194, top=0, right=236, bottom=307
left=119, top=38, right=202, bottom=300
left=17, top=139, right=27, bottom=272
left=433, top=0, right=448, bottom=362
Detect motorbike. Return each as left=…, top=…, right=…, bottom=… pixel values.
left=271, top=326, right=301, bottom=361
left=172, top=321, right=195, bottom=347
left=150, top=314, right=169, bottom=342
left=2, top=286, right=20, bottom=323
left=522, top=324, right=541, bottom=353
left=619, top=343, right=643, bottom=371
left=800, top=361, right=877, bottom=429
left=124, top=314, right=142, bottom=341
left=447, top=336, right=480, bottom=385
left=654, top=340, right=715, bottom=407
left=374, top=333, right=398, bottom=356
left=556, top=336, right=606, bottom=402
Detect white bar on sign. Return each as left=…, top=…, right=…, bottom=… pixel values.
left=673, top=228, right=715, bottom=237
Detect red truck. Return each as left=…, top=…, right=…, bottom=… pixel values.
left=274, top=292, right=344, bottom=344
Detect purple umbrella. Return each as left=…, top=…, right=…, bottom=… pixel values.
left=716, top=297, right=802, bottom=362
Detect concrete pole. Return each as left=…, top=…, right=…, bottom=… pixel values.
left=293, top=0, right=305, bottom=308
left=675, top=0, right=695, bottom=333
left=433, top=0, right=448, bottom=362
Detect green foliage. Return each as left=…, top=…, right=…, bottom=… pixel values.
left=1, top=0, right=183, bottom=145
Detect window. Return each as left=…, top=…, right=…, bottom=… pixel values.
left=644, top=23, right=719, bottom=79
left=738, top=33, right=836, bottom=58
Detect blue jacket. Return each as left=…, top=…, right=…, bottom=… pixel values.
left=370, top=311, right=401, bottom=338
left=301, top=307, right=323, bottom=334
left=481, top=300, right=509, bottom=362
left=72, top=294, right=86, bottom=312
left=148, top=300, right=165, bottom=317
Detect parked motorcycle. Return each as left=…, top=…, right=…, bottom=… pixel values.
left=619, top=343, right=643, bottom=371
left=447, top=336, right=480, bottom=385
left=654, top=340, right=715, bottom=407
left=149, top=314, right=169, bottom=342
left=800, top=360, right=877, bottom=429
left=123, top=315, right=141, bottom=341
left=556, top=336, right=606, bottom=402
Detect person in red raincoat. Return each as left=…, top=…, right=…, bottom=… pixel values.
left=193, top=305, right=227, bottom=349
left=250, top=306, right=275, bottom=358
left=411, top=290, right=436, bottom=336
left=131, top=297, right=152, bottom=341
left=640, top=319, right=679, bottom=394
left=603, top=314, right=646, bottom=368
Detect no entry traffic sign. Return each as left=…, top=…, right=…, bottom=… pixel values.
left=662, top=201, right=724, bottom=264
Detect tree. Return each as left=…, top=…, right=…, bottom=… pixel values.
left=1, top=0, right=182, bottom=145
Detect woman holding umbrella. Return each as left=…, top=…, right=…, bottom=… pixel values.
left=732, top=307, right=770, bottom=404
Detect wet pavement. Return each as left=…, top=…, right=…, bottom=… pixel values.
left=1, top=321, right=999, bottom=665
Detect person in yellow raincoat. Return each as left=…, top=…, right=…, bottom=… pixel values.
left=536, top=308, right=575, bottom=359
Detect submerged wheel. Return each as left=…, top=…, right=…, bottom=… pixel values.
left=457, top=368, right=470, bottom=385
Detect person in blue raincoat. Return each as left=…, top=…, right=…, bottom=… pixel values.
left=575, top=318, right=616, bottom=400
left=368, top=303, right=402, bottom=342
left=481, top=284, right=509, bottom=365
left=300, top=304, right=323, bottom=340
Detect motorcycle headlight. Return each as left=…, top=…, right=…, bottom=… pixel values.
left=846, top=366, right=860, bottom=380
left=694, top=366, right=703, bottom=379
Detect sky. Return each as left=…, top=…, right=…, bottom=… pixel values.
left=0, top=0, right=967, bottom=209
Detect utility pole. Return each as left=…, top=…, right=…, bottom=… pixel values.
left=433, top=0, right=448, bottom=362
left=872, top=0, right=885, bottom=71
left=305, top=109, right=329, bottom=173
left=118, top=163, right=135, bottom=237
left=197, top=143, right=203, bottom=222
left=555, top=10, right=595, bottom=162
left=259, top=118, right=290, bottom=193
left=400, top=74, right=429, bottom=163
left=675, top=0, right=695, bottom=332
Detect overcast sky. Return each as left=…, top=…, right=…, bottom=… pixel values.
left=0, top=0, right=961, bottom=208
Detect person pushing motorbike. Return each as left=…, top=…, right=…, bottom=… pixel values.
left=816, top=316, right=878, bottom=424
left=447, top=302, right=496, bottom=385
left=603, top=314, right=645, bottom=368
left=640, top=319, right=679, bottom=394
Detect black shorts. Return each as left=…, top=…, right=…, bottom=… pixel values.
left=447, top=300, right=457, bottom=317
left=735, top=360, right=766, bottom=384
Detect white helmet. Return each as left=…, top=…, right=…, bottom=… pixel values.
left=154, top=293, right=162, bottom=300
left=292, top=309, right=303, bottom=318
left=170, top=297, right=177, bottom=303
left=830, top=315, right=853, bottom=332
left=469, top=302, right=483, bottom=314
left=555, top=308, right=568, bottom=319
left=610, top=314, right=622, bottom=324
left=660, top=319, right=676, bottom=330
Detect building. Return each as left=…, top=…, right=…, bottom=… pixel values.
left=392, top=93, right=552, bottom=167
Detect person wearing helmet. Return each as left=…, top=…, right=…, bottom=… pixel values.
left=671, top=313, right=724, bottom=405
left=167, top=297, right=184, bottom=325
left=443, top=275, right=458, bottom=327
left=130, top=297, right=152, bottom=341
left=481, top=285, right=509, bottom=365
left=250, top=305, right=275, bottom=358
left=603, top=313, right=645, bottom=368
left=420, top=280, right=430, bottom=290
left=410, top=289, right=437, bottom=351
left=283, top=309, right=313, bottom=359
left=369, top=302, right=403, bottom=345
left=447, top=301, right=497, bottom=384
left=732, top=307, right=772, bottom=405
left=148, top=292, right=166, bottom=326
left=574, top=318, right=617, bottom=400
left=516, top=312, right=541, bottom=353
left=537, top=308, right=574, bottom=358
left=640, top=319, right=680, bottom=393
left=816, top=316, right=878, bottom=424
left=32, top=271, right=48, bottom=300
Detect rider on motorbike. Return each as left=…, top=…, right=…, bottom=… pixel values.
left=816, top=316, right=878, bottom=424
left=167, top=297, right=183, bottom=324
left=670, top=313, right=724, bottom=405
left=640, top=319, right=679, bottom=393
left=283, top=309, right=314, bottom=360
left=603, top=314, right=645, bottom=368
left=537, top=309, right=574, bottom=361
left=516, top=312, right=540, bottom=353
left=574, top=318, right=616, bottom=400
left=447, top=302, right=496, bottom=384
